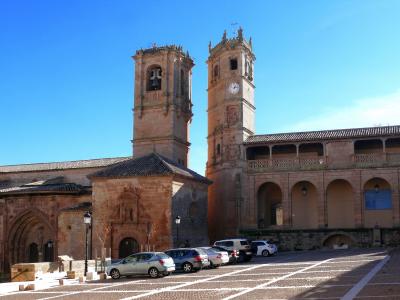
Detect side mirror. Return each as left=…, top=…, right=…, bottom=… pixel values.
left=121, top=259, right=127, bottom=264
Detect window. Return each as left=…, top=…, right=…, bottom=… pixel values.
left=217, top=144, right=221, bottom=155
left=365, top=190, right=392, bottom=210
left=245, top=60, right=253, bottom=80
left=147, top=66, right=162, bottom=91
left=240, top=241, right=249, bottom=246
left=230, top=58, right=238, bottom=70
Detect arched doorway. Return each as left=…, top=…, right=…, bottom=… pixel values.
left=257, top=182, right=283, bottom=228
left=119, top=237, right=139, bottom=258
left=326, top=179, right=354, bottom=228
left=28, top=243, right=39, bottom=262
left=291, top=181, right=318, bottom=229
left=364, top=178, right=393, bottom=228
left=8, top=210, right=54, bottom=265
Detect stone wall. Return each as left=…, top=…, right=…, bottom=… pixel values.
left=171, top=177, right=209, bottom=247
left=240, top=228, right=400, bottom=251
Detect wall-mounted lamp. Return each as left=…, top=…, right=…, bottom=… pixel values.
left=374, top=184, right=380, bottom=193
left=301, top=186, right=308, bottom=196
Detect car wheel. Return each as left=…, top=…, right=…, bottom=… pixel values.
left=110, top=269, right=120, bottom=280
left=182, top=262, right=193, bottom=273
left=262, top=250, right=270, bottom=257
left=148, top=267, right=159, bottom=278
left=163, top=271, right=171, bottom=276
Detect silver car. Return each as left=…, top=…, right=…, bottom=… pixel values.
left=106, top=252, right=175, bottom=279
left=199, top=247, right=230, bottom=268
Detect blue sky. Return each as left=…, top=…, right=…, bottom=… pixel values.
left=1, top=0, right=399, bottom=175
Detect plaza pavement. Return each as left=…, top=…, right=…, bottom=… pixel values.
left=0, top=248, right=399, bottom=300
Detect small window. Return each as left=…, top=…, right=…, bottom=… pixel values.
left=230, top=58, right=238, bottom=70
left=240, top=241, right=249, bottom=246
left=217, top=144, right=221, bottom=155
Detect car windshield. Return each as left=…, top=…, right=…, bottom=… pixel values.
left=157, top=253, right=170, bottom=259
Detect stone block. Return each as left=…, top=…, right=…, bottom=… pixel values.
left=86, top=272, right=93, bottom=280
left=79, top=276, right=84, bottom=283
left=11, top=264, right=35, bottom=282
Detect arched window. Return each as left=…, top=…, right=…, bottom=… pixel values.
left=147, top=66, right=162, bottom=91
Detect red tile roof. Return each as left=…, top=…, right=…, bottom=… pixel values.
left=245, top=125, right=400, bottom=145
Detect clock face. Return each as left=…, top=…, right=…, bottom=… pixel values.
left=228, top=82, right=240, bottom=95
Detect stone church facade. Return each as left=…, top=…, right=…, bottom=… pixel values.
left=206, top=29, right=400, bottom=249
left=1, top=28, right=400, bottom=274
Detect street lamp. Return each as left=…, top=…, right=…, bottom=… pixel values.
left=83, top=211, right=92, bottom=276
left=175, top=216, right=181, bottom=247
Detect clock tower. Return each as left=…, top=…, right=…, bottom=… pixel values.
left=206, top=28, right=256, bottom=240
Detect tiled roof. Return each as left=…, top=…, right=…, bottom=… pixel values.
left=89, top=153, right=211, bottom=184
left=245, top=125, right=400, bottom=145
left=0, top=157, right=130, bottom=173
left=0, top=178, right=88, bottom=195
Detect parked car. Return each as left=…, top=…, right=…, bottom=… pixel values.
left=211, top=245, right=239, bottom=264
left=106, top=252, right=175, bottom=279
left=250, top=240, right=278, bottom=256
left=199, top=247, right=229, bottom=268
left=214, top=239, right=253, bottom=262
left=164, top=248, right=210, bottom=272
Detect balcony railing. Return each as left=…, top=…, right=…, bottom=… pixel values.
left=248, top=153, right=400, bottom=172
left=248, top=157, right=326, bottom=172
left=353, top=153, right=400, bottom=167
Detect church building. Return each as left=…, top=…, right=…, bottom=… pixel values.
left=0, top=45, right=210, bottom=274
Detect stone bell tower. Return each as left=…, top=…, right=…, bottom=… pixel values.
left=132, top=45, right=194, bottom=166
left=206, top=28, right=256, bottom=240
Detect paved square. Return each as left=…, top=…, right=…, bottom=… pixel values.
left=1, top=248, right=399, bottom=300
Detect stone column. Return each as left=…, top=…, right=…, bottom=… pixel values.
left=392, top=175, right=400, bottom=226
left=282, top=174, right=291, bottom=227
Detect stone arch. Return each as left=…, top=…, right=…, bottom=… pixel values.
left=146, top=64, right=162, bottom=91
left=363, top=177, right=393, bottom=228
left=257, top=182, right=283, bottom=228
left=118, top=237, right=139, bottom=259
left=322, top=232, right=356, bottom=248
left=326, top=179, right=355, bottom=228
left=291, top=181, right=318, bottom=229
left=7, top=209, right=55, bottom=265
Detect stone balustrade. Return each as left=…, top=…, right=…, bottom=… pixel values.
left=248, top=153, right=400, bottom=172
left=248, top=157, right=326, bottom=172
